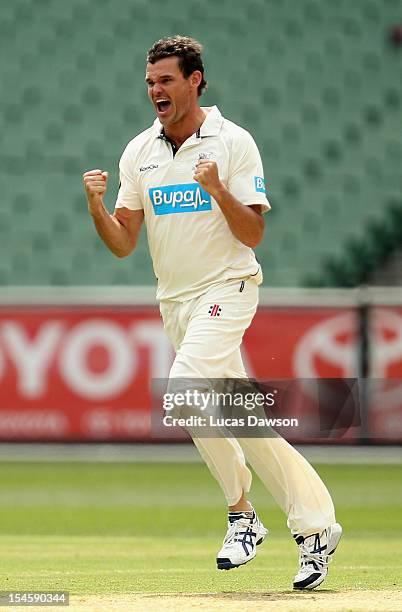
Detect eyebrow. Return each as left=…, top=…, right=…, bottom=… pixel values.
left=145, top=73, right=174, bottom=83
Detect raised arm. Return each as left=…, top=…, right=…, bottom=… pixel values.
left=194, top=159, right=265, bottom=249
left=194, top=161, right=265, bottom=248
left=83, top=169, right=144, bottom=258
left=193, top=129, right=269, bottom=248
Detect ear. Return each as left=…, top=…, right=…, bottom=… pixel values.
left=190, top=70, right=202, bottom=90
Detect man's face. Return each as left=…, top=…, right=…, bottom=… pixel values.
left=146, top=57, right=198, bottom=126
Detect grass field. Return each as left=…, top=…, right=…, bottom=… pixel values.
left=0, top=459, right=401, bottom=611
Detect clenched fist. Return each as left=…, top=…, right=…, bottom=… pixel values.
left=83, top=169, right=108, bottom=212
left=193, top=159, right=224, bottom=199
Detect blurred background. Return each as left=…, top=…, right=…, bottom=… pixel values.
left=0, top=0, right=401, bottom=446
left=0, top=1, right=401, bottom=604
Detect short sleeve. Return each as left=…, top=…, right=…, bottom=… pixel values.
left=114, top=144, right=143, bottom=211
left=227, top=130, right=271, bottom=213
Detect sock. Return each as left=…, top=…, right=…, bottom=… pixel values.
left=228, top=509, right=255, bottom=523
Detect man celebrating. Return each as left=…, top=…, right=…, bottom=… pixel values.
left=83, top=35, right=342, bottom=590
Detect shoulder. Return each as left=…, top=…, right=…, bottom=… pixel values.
left=121, top=125, right=156, bottom=161
left=220, top=117, right=258, bottom=153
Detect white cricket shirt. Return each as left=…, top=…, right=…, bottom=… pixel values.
left=115, top=106, right=270, bottom=302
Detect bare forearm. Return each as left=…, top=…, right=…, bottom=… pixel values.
left=90, top=201, right=134, bottom=257
left=211, top=185, right=264, bottom=248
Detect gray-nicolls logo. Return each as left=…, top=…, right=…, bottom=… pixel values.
left=208, top=304, right=222, bottom=317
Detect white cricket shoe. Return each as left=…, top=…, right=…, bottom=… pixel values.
left=216, top=508, right=268, bottom=570
left=293, top=522, right=343, bottom=590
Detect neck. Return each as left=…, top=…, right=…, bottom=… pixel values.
left=164, top=106, right=206, bottom=148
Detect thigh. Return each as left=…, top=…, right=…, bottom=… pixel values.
left=160, top=299, right=193, bottom=351
left=170, top=278, right=259, bottom=378
left=225, top=348, right=248, bottom=378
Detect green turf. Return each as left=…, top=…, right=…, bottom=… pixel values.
left=0, top=461, right=401, bottom=594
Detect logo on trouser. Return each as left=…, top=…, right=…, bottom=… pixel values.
left=208, top=304, right=222, bottom=317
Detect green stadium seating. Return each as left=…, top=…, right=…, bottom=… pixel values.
left=1, top=0, right=401, bottom=287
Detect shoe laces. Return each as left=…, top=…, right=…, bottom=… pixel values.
left=224, top=517, right=255, bottom=545
left=299, top=541, right=331, bottom=570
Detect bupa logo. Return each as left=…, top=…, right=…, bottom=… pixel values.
left=254, top=176, right=266, bottom=193
left=149, top=183, right=212, bottom=215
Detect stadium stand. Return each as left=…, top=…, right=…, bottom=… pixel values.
left=1, top=0, right=401, bottom=287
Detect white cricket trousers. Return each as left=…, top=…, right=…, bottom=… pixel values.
left=160, top=277, right=336, bottom=537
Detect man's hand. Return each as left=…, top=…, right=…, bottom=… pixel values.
left=83, top=169, right=109, bottom=213
left=193, top=159, right=264, bottom=248
left=82, top=167, right=143, bottom=257
left=193, top=159, right=225, bottom=199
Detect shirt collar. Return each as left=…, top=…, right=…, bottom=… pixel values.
left=199, top=105, right=223, bottom=136
left=153, top=105, right=223, bottom=139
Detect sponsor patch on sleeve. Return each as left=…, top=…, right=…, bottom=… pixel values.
left=254, top=176, right=266, bottom=193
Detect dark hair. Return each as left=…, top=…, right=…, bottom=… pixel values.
left=147, top=35, right=207, bottom=96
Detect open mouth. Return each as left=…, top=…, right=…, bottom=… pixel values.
left=155, top=99, right=171, bottom=113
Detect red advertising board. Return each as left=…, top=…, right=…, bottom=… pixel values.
left=0, top=307, right=168, bottom=441
left=368, top=307, right=402, bottom=441
left=0, top=305, right=400, bottom=441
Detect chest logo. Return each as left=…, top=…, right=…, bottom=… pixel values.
left=140, top=164, right=159, bottom=172
left=149, top=183, right=212, bottom=215
left=198, top=151, right=214, bottom=160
